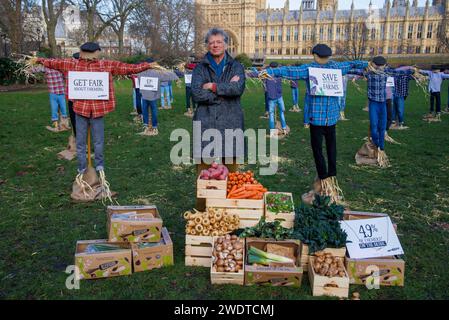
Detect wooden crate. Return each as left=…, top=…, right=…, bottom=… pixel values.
left=300, top=244, right=346, bottom=273
left=210, top=237, right=245, bottom=285
left=206, top=198, right=264, bottom=228
left=185, top=235, right=213, bottom=267
left=264, top=192, right=295, bottom=229
left=308, top=256, right=349, bottom=298
left=197, top=176, right=228, bottom=199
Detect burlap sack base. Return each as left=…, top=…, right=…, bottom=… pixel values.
left=46, top=125, right=71, bottom=133
left=70, top=168, right=118, bottom=202
left=357, top=142, right=377, bottom=158
left=389, top=125, right=409, bottom=130
left=355, top=153, right=378, bottom=166
left=57, top=150, right=76, bottom=161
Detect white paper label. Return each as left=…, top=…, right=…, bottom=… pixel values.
left=68, top=71, right=109, bottom=100
left=185, top=74, right=192, bottom=84
left=140, top=77, right=159, bottom=91
left=340, top=217, right=404, bottom=259
left=308, top=67, right=344, bottom=97
left=134, top=77, right=140, bottom=89
left=386, top=77, right=395, bottom=87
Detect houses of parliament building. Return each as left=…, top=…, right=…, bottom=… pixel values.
left=194, top=0, right=449, bottom=59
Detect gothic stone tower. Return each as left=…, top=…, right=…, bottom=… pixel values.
left=317, top=0, right=338, bottom=11
left=194, top=0, right=257, bottom=57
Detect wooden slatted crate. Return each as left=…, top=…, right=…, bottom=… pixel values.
left=206, top=198, right=264, bottom=228
left=185, top=235, right=213, bottom=267
left=210, top=237, right=245, bottom=285
left=264, top=192, right=295, bottom=229
left=197, top=176, right=228, bottom=199
left=300, top=244, right=346, bottom=273
left=308, top=256, right=349, bottom=298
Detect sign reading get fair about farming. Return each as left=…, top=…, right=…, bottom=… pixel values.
left=340, top=217, right=404, bottom=259
left=308, top=68, right=344, bottom=97
left=68, top=72, right=109, bottom=100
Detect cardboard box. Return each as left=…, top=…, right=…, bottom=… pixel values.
left=244, top=238, right=303, bottom=287
left=107, top=205, right=163, bottom=243
left=345, top=255, right=405, bottom=287
left=132, top=228, right=174, bottom=272
left=75, top=240, right=132, bottom=280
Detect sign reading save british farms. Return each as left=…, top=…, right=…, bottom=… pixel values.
left=308, top=67, right=344, bottom=97
left=68, top=71, right=110, bottom=100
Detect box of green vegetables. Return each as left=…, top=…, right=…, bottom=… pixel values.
left=75, top=240, right=132, bottom=280
left=264, top=192, right=295, bottom=229
left=107, top=206, right=163, bottom=243
left=132, top=227, right=174, bottom=273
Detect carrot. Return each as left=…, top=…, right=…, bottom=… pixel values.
left=228, top=185, right=238, bottom=195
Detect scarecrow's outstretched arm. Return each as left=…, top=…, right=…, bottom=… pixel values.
left=111, top=61, right=154, bottom=76
left=334, top=60, right=369, bottom=75
left=266, top=65, right=309, bottom=80
left=37, top=58, right=75, bottom=72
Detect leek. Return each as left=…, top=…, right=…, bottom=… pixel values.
left=248, top=246, right=294, bottom=265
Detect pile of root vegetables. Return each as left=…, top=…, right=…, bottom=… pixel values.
left=212, top=235, right=244, bottom=273
left=227, top=171, right=267, bottom=200
left=312, top=252, right=347, bottom=278
left=199, top=162, right=229, bottom=181
left=184, top=208, right=240, bottom=237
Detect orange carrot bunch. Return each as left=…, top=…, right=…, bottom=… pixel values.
left=227, top=171, right=267, bottom=200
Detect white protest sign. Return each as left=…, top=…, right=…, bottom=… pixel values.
left=386, top=77, right=395, bottom=87
left=68, top=71, right=109, bottom=100
left=140, top=77, right=159, bottom=91
left=340, top=217, right=404, bottom=259
left=185, top=74, right=192, bottom=84
left=308, top=67, right=344, bottom=97
left=134, top=77, right=140, bottom=89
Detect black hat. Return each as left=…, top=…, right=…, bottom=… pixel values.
left=80, top=42, right=101, bottom=52
left=145, top=57, right=155, bottom=63
left=269, top=61, right=279, bottom=68
left=373, top=56, right=387, bottom=66
left=72, top=52, right=80, bottom=59
left=312, top=44, right=332, bottom=58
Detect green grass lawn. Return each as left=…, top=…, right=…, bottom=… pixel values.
left=0, top=80, right=448, bottom=300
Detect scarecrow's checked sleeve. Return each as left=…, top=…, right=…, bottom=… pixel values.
left=110, top=61, right=153, bottom=76
left=266, top=65, right=309, bottom=80
left=37, top=58, right=76, bottom=72
left=333, top=61, right=368, bottom=75
left=420, top=70, right=432, bottom=76
left=385, top=67, right=414, bottom=76
left=215, top=62, right=246, bottom=98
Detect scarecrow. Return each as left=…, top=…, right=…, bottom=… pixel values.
left=263, top=44, right=369, bottom=205
left=421, top=65, right=449, bottom=122
left=352, top=56, right=416, bottom=168
left=32, top=42, right=156, bottom=202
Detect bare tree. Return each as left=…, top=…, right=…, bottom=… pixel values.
left=336, top=21, right=368, bottom=60
left=76, top=0, right=120, bottom=42
left=0, top=0, right=37, bottom=54
left=128, top=0, right=194, bottom=63
left=109, top=0, right=138, bottom=56
left=41, top=0, right=66, bottom=57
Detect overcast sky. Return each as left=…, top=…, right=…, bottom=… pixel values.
left=267, top=0, right=428, bottom=10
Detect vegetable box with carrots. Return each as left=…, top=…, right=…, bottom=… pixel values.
left=227, top=171, right=267, bottom=200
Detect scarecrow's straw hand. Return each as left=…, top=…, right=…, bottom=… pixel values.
left=258, top=70, right=273, bottom=80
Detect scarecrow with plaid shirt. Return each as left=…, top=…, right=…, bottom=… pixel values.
left=264, top=44, right=368, bottom=205
left=32, top=42, right=156, bottom=202
left=352, top=56, right=416, bottom=168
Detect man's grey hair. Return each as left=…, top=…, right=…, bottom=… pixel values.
left=204, top=28, right=229, bottom=45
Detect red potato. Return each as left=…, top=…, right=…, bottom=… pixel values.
left=211, top=162, right=219, bottom=169
left=210, top=169, right=222, bottom=179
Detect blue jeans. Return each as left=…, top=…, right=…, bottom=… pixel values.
left=168, top=82, right=173, bottom=103
left=369, top=100, right=387, bottom=150
left=142, top=99, right=158, bottom=128
left=393, top=96, right=405, bottom=123
left=268, top=98, right=287, bottom=130
left=161, top=86, right=171, bottom=107
left=291, top=87, right=299, bottom=106
left=49, top=93, right=67, bottom=121
left=75, top=114, right=104, bottom=173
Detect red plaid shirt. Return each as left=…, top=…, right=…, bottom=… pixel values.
left=37, top=58, right=152, bottom=118
left=32, top=65, right=65, bottom=95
